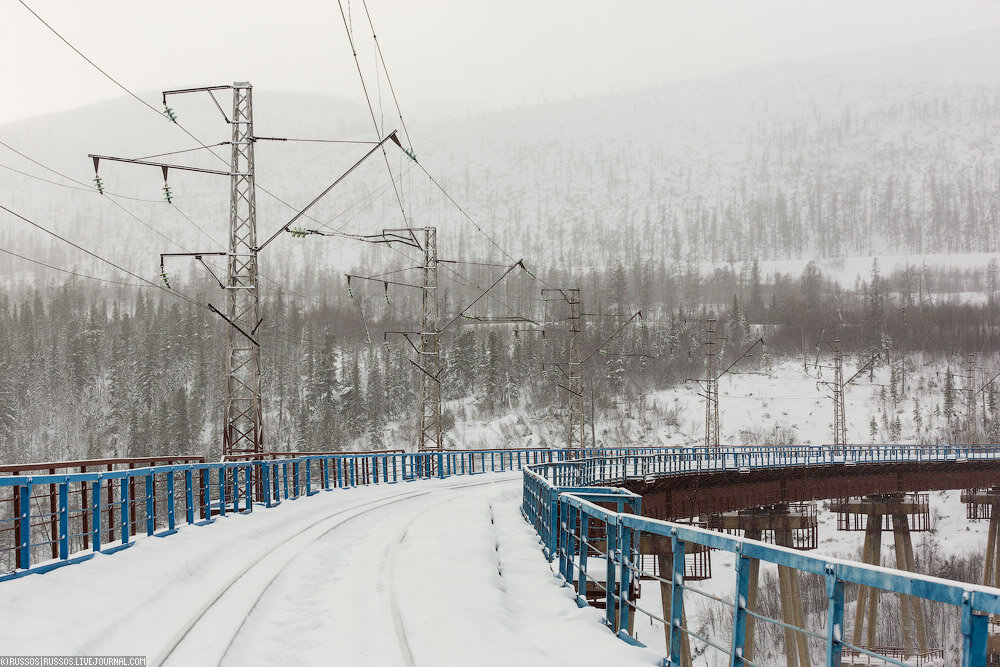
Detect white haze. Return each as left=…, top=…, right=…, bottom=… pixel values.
left=2, top=0, right=1000, bottom=124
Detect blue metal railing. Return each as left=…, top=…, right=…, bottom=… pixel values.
left=0, top=446, right=669, bottom=580
left=522, top=445, right=1000, bottom=667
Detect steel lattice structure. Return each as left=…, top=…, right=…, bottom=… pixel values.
left=222, top=82, right=263, bottom=456
left=832, top=340, right=847, bottom=448
left=418, top=227, right=442, bottom=450
left=703, top=319, right=720, bottom=448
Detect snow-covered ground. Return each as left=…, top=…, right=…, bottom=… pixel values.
left=0, top=473, right=660, bottom=667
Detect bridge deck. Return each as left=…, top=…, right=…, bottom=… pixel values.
left=0, top=472, right=659, bottom=667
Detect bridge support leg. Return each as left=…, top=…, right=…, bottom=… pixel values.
left=776, top=529, right=811, bottom=667
left=743, top=529, right=761, bottom=665
left=657, top=552, right=692, bottom=667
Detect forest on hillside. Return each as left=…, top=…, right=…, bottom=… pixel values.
left=2, top=255, right=999, bottom=463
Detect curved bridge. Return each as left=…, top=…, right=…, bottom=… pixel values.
left=3, top=445, right=1000, bottom=666
left=522, top=445, right=1000, bottom=667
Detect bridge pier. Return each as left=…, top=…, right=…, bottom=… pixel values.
left=961, top=487, right=1000, bottom=660
left=832, top=493, right=932, bottom=661
left=708, top=503, right=818, bottom=667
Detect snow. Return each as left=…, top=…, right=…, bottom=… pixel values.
left=0, top=472, right=660, bottom=666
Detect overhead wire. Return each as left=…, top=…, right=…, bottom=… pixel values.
left=334, top=0, right=408, bottom=226
left=0, top=244, right=151, bottom=289
left=0, top=139, right=217, bottom=248
left=0, top=203, right=201, bottom=306
left=15, top=0, right=347, bottom=239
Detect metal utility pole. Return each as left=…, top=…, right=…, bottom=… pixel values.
left=567, top=289, right=585, bottom=450
left=542, top=288, right=585, bottom=449
left=90, top=81, right=263, bottom=457
left=704, top=319, right=720, bottom=449
left=966, top=353, right=977, bottom=441
left=832, top=341, right=847, bottom=449
left=418, top=227, right=442, bottom=450
left=222, top=82, right=263, bottom=456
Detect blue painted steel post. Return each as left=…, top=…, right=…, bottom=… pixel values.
left=57, top=482, right=69, bottom=560
left=202, top=469, right=211, bottom=518
left=438, top=452, right=445, bottom=479
left=547, top=490, right=560, bottom=559
left=824, top=566, right=844, bottom=667
left=558, top=500, right=570, bottom=580
left=577, top=514, right=589, bottom=604
left=668, top=533, right=686, bottom=667
left=218, top=468, right=226, bottom=517
left=230, top=467, right=239, bottom=514
left=92, top=480, right=102, bottom=552
left=167, top=472, right=176, bottom=530
left=243, top=466, right=252, bottom=512
left=17, top=485, right=30, bottom=568
left=185, top=469, right=195, bottom=523
left=322, top=459, right=330, bottom=490
left=961, top=594, right=988, bottom=667
left=145, top=474, right=154, bottom=535
left=282, top=463, right=289, bottom=500
left=262, top=463, right=273, bottom=508
left=293, top=461, right=301, bottom=498
left=618, top=520, right=632, bottom=635
left=730, top=545, right=751, bottom=665
left=605, top=520, right=619, bottom=630
left=305, top=460, right=313, bottom=496
left=119, top=477, right=129, bottom=544
left=336, top=459, right=343, bottom=489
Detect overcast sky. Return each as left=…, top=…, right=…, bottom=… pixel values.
left=2, top=0, right=1000, bottom=126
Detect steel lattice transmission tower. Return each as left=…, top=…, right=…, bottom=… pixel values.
left=418, top=227, right=442, bottom=450
left=704, top=319, right=720, bottom=448
left=965, top=352, right=977, bottom=440
left=566, top=289, right=585, bottom=449
left=832, top=340, right=847, bottom=448
left=542, top=288, right=585, bottom=449
left=222, top=82, right=263, bottom=456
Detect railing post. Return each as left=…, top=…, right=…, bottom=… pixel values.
left=293, top=461, right=301, bottom=498
left=202, top=468, right=211, bottom=518
left=824, top=565, right=844, bottom=667
left=262, top=463, right=273, bottom=508
left=305, top=460, right=313, bottom=496
left=605, top=519, right=618, bottom=630
left=18, top=484, right=31, bottom=569
left=577, top=513, right=590, bottom=605
left=618, top=520, right=632, bottom=635
left=119, top=477, right=130, bottom=545
left=167, top=472, right=176, bottom=530
left=243, top=466, right=252, bottom=511
left=218, top=468, right=227, bottom=517
left=145, top=474, right=154, bottom=535
left=668, top=532, right=685, bottom=667
left=730, top=544, right=751, bottom=665
left=57, top=482, right=69, bottom=560
left=185, top=469, right=195, bottom=523
left=92, top=479, right=102, bottom=552
left=322, top=458, right=330, bottom=490
left=230, top=466, right=239, bottom=514
left=960, top=594, right=988, bottom=667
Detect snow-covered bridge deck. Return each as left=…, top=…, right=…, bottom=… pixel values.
left=0, top=472, right=660, bottom=666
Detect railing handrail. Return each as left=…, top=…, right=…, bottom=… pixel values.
left=521, top=444, right=1000, bottom=665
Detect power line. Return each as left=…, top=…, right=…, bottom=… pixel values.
left=358, top=0, right=414, bottom=151
left=0, top=244, right=150, bottom=288
left=0, top=139, right=159, bottom=203
left=0, top=139, right=213, bottom=248
left=0, top=203, right=201, bottom=307
left=334, top=0, right=408, bottom=226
